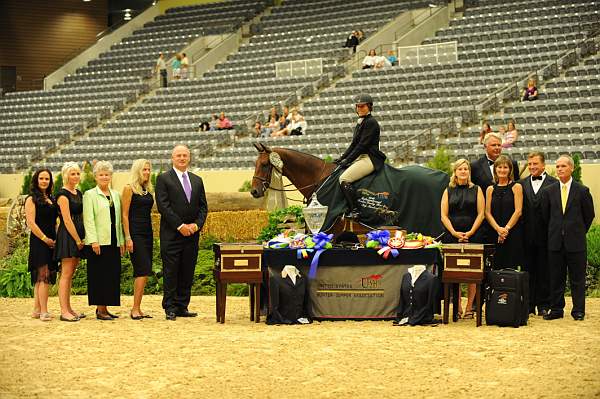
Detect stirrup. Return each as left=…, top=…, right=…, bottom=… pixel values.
left=344, top=210, right=360, bottom=219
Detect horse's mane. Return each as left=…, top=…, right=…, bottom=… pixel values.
left=272, top=147, right=325, bottom=163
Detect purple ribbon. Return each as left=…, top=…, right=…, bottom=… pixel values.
left=308, top=232, right=333, bottom=279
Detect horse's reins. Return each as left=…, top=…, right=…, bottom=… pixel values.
left=252, top=154, right=336, bottom=203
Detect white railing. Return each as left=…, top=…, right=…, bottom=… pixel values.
left=275, top=58, right=323, bottom=78
left=398, top=41, right=457, bottom=66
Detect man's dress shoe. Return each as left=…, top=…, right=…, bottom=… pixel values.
left=178, top=310, right=198, bottom=317
left=572, top=313, right=585, bottom=321
left=165, top=312, right=177, bottom=321
left=543, top=312, right=564, bottom=320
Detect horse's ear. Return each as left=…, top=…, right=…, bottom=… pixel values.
left=253, top=142, right=263, bottom=152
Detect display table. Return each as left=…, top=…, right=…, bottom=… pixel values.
left=263, top=248, right=442, bottom=319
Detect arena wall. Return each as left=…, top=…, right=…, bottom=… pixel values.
left=0, top=0, right=109, bottom=91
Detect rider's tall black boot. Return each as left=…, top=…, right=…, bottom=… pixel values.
left=340, top=181, right=359, bottom=219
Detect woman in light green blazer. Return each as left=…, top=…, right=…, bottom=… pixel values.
left=83, top=161, right=125, bottom=320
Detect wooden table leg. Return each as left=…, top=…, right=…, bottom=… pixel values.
left=476, top=283, right=482, bottom=327
left=220, top=282, right=227, bottom=324
left=443, top=283, right=449, bottom=324
left=215, top=281, right=221, bottom=322
left=255, top=283, right=261, bottom=323
left=452, top=283, right=459, bottom=322
left=249, top=283, right=255, bottom=322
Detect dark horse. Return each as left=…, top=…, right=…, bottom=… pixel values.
left=251, top=143, right=449, bottom=237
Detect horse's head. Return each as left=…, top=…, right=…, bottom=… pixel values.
left=251, top=142, right=282, bottom=198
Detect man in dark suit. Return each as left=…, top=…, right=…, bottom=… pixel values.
left=541, top=155, right=595, bottom=321
left=519, top=152, right=557, bottom=316
left=156, top=145, right=208, bottom=320
left=470, top=132, right=520, bottom=243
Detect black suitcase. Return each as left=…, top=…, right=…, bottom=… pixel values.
left=485, top=269, right=529, bottom=327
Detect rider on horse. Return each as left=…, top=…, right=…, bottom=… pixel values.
left=334, top=94, right=387, bottom=218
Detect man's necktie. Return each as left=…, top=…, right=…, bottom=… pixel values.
left=561, top=184, right=568, bottom=214
left=488, top=159, right=494, bottom=166
left=182, top=172, right=192, bottom=203
left=532, top=175, right=542, bottom=181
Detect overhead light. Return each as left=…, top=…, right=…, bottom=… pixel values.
left=83, top=0, right=91, bottom=2
left=428, top=3, right=438, bottom=7
left=152, top=0, right=157, bottom=5
left=124, top=12, right=132, bottom=20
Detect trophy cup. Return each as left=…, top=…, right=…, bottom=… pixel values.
left=302, top=193, right=328, bottom=234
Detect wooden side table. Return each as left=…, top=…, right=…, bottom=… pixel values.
left=213, top=243, right=263, bottom=324
left=442, top=244, right=486, bottom=327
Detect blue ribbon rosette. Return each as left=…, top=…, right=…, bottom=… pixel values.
left=307, top=232, right=333, bottom=279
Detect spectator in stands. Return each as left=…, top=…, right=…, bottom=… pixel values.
left=387, top=50, right=398, bottom=66
left=271, top=109, right=307, bottom=137
left=254, top=121, right=266, bottom=138
left=267, top=116, right=280, bottom=134
left=374, top=53, right=392, bottom=70
left=497, top=125, right=506, bottom=144
left=343, top=30, right=359, bottom=53
left=217, top=112, right=233, bottom=130
left=83, top=161, right=125, bottom=321
left=281, top=106, right=291, bottom=127
left=485, top=155, right=524, bottom=269
left=357, top=30, right=366, bottom=42
left=25, top=168, right=58, bottom=322
left=478, top=121, right=492, bottom=144
left=122, top=159, right=154, bottom=320
left=209, top=114, right=219, bottom=131
left=155, top=52, right=167, bottom=88
left=440, top=159, right=485, bottom=319
left=269, top=107, right=280, bottom=122
left=502, top=120, right=519, bottom=148
left=172, top=53, right=182, bottom=80
left=522, top=78, right=538, bottom=101
left=54, top=162, right=85, bottom=322
left=181, top=53, right=189, bottom=80
left=362, top=49, right=378, bottom=69
left=198, top=119, right=210, bottom=132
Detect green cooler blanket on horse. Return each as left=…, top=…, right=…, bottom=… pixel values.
left=318, top=164, right=449, bottom=236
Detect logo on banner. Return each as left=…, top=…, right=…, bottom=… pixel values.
left=361, top=274, right=383, bottom=289
left=356, top=189, right=400, bottom=225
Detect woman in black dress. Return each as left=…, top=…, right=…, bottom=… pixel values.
left=55, top=162, right=86, bottom=322
left=485, top=155, right=524, bottom=269
left=83, top=161, right=125, bottom=320
left=440, top=158, right=485, bottom=318
left=122, top=159, right=154, bottom=320
left=25, top=168, right=58, bottom=322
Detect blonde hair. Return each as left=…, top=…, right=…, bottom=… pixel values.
left=129, top=159, right=153, bottom=195
left=61, top=162, right=80, bottom=180
left=483, top=132, right=502, bottom=145
left=449, top=158, right=474, bottom=188
left=93, top=160, right=113, bottom=175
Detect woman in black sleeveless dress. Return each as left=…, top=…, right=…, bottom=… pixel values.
left=122, top=159, right=154, bottom=319
left=25, top=168, right=58, bottom=322
left=54, top=162, right=86, bottom=322
left=485, top=155, right=524, bottom=269
left=441, top=158, right=485, bottom=318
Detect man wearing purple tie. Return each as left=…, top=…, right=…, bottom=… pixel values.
left=155, top=145, right=208, bottom=320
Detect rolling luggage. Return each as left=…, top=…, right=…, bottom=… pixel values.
left=485, top=269, right=529, bottom=327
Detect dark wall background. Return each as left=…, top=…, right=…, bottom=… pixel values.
left=0, top=0, right=109, bottom=91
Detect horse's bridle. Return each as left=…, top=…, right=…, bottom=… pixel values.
left=252, top=152, right=330, bottom=201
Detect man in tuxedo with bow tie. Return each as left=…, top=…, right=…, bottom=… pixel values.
left=541, top=155, right=594, bottom=321
left=519, top=152, right=557, bottom=316
left=156, top=145, right=208, bottom=320
left=470, top=132, right=519, bottom=243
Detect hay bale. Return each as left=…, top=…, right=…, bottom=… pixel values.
left=150, top=210, right=268, bottom=241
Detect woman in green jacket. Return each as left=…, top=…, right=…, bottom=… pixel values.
left=83, top=161, right=125, bottom=320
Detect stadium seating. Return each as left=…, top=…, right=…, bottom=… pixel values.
left=38, top=0, right=429, bottom=172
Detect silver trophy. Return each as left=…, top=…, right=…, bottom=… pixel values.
left=303, top=193, right=329, bottom=234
